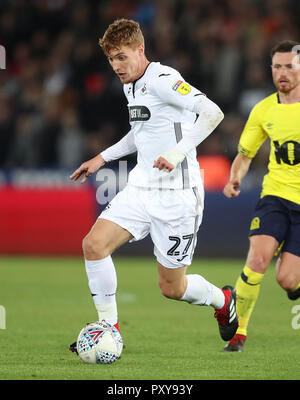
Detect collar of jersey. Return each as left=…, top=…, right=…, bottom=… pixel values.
left=132, top=61, right=153, bottom=86
left=130, top=62, right=153, bottom=98
left=277, top=92, right=300, bottom=104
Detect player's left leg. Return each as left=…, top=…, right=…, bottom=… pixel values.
left=275, top=207, right=300, bottom=299
left=158, top=262, right=223, bottom=306
left=157, top=263, right=188, bottom=300
left=276, top=252, right=300, bottom=300
left=157, top=262, right=238, bottom=341
left=150, top=186, right=237, bottom=341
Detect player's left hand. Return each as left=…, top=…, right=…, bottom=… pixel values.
left=153, top=156, right=174, bottom=172
left=153, top=147, right=185, bottom=172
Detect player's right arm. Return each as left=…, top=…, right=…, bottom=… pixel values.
left=223, top=100, right=268, bottom=198
left=70, top=153, right=106, bottom=184
left=70, top=130, right=136, bottom=184
left=223, top=153, right=252, bottom=198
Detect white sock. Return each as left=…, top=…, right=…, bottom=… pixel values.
left=180, top=274, right=225, bottom=309
left=85, top=256, right=118, bottom=326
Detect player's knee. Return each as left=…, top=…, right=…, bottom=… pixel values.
left=276, top=272, right=298, bottom=292
left=247, top=253, right=269, bottom=273
left=82, top=234, right=110, bottom=260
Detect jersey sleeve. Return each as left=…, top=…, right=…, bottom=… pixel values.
left=151, top=70, right=205, bottom=111
left=238, top=103, right=268, bottom=158
left=100, top=130, right=136, bottom=162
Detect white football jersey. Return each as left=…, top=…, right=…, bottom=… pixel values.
left=123, top=62, right=204, bottom=189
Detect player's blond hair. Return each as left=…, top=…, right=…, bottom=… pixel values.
left=99, top=19, right=144, bottom=55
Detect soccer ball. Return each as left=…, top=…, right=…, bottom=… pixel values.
left=76, top=320, right=123, bottom=364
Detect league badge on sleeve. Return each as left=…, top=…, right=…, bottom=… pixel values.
left=172, top=80, right=191, bottom=95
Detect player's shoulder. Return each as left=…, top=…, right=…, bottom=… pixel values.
left=250, top=92, right=278, bottom=114
left=149, top=62, right=180, bottom=76
left=146, top=62, right=181, bottom=83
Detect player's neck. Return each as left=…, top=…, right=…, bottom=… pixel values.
left=135, top=57, right=150, bottom=81
left=278, top=85, right=300, bottom=104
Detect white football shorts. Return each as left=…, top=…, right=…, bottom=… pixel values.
left=99, top=184, right=204, bottom=268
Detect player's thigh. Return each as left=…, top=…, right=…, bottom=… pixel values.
left=83, top=218, right=133, bottom=259
left=246, top=234, right=279, bottom=273
left=99, top=185, right=150, bottom=243
left=150, top=188, right=202, bottom=269
left=248, top=196, right=289, bottom=243
left=157, top=262, right=187, bottom=299
left=276, top=252, right=300, bottom=290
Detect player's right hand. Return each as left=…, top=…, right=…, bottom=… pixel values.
left=223, top=180, right=241, bottom=198
left=70, top=154, right=105, bottom=184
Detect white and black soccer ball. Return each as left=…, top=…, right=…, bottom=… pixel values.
left=76, top=320, right=123, bottom=364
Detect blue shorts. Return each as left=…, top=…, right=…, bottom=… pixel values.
left=248, top=195, right=300, bottom=257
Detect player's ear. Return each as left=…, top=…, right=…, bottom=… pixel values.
left=138, top=44, right=145, bottom=55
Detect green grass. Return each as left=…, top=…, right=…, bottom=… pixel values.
left=0, top=256, right=299, bottom=380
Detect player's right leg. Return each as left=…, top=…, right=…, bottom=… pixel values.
left=69, top=219, right=133, bottom=354
left=69, top=185, right=151, bottom=354
left=83, top=217, right=133, bottom=260
left=223, top=234, right=278, bottom=351
left=82, top=218, right=133, bottom=326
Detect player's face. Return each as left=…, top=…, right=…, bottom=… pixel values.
left=107, top=45, right=145, bottom=84
left=271, top=52, right=300, bottom=93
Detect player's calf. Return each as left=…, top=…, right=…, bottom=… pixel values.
left=276, top=273, right=299, bottom=293
left=158, top=264, right=187, bottom=300
left=159, top=283, right=186, bottom=300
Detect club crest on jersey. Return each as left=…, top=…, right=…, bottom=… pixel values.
left=141, top=83, right=147, bottom=95
left=250, top=217, right=260, bottom=230
left=172, top=80, right=191, bottom=95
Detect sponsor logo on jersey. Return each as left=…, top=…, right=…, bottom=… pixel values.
left=274, top=140, right=300, bottom=165
left=129, top=106, right=151, bottom=122
left=172, top=80, right=191, bottom=95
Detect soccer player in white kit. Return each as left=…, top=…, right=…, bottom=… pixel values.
left=69, top=19, right=238, bottom=353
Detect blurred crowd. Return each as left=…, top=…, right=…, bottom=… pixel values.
left=0, top=0, right=299, bottom=175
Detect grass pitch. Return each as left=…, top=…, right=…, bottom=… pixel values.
left=0, top=256, right=299, bottom=380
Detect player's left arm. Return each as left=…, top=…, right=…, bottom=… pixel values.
left=152, top=75, right=224, bottom=171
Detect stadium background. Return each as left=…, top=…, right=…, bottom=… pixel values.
left=0, top=0, right=299, bottom=258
